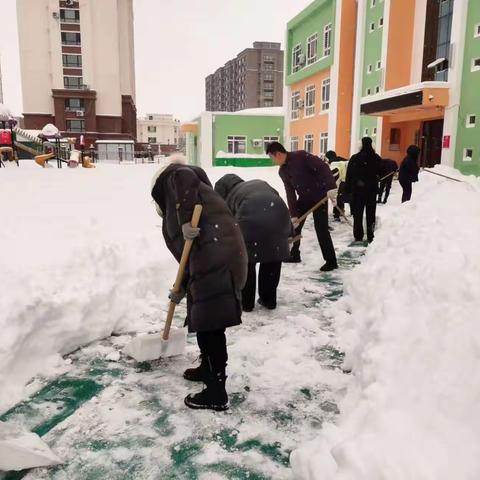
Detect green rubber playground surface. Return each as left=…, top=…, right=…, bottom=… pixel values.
left=0, top=220, right=366, bottom=480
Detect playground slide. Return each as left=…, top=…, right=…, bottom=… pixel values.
left=35, top=153, right=55, bottom=168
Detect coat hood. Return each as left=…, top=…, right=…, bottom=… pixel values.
left=214, top=174, right=244, bottom=200
left=407, top=145, right=421, bottom=161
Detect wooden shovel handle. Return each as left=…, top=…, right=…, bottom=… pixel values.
left=163, top=204, right=203, bottom=340
left=297, top=196, right=328, bottom=224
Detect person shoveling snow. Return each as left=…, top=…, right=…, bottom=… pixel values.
left=0, top=421, right=61, bottom=472
left=149, top=155, right=247, bottom=411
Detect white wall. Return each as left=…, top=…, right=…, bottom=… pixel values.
left=137, top=115, right=179, bottom=144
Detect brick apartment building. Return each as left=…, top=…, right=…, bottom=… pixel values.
left=205, top=42, right=284, bottom=112
left=17, top=0, right=137, bottom=146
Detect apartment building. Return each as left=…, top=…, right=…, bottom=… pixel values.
left=137, top=114, right=180, bottom=147
left=352, top=0, right=480, bottom=175
left=205, top=42, right=284, bottom=112
left=285, top=0, right=357, bottom=158
left=17, top=0, right=137, bottom=145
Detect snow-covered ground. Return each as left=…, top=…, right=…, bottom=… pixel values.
left=291, top=167, right=480, bottom=480
left=1, top=161, right=479, bottom=479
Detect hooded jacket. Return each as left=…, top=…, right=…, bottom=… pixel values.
left=151, top=164, right=247, bottom=333
left=215, top=174, right=291, bottom=264
left=399, top=146, right=420, bottom=184
left=345, top=145, right=383, bottom=196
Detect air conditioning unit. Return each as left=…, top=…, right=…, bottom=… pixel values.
left=252, top=139, right=263, bottom=148
left=65, top=0, right=75, bottom=6
left=52, top=12, right=59, bottom=19
left=81, top=84, right=89, bottom=90
left=75, top=110, right=84, bottom=117
left=298, top=53, right=306, bottom=66
left=297, top=99, right=305, bottom=109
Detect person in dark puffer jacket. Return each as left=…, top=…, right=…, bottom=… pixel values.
left=398, top=145, right=421, bottom=203
left=215, top=174, right=291, bottom=312
left=377, top=158, right=398, bottom=204
left=151, top=156, right=247, bottom=411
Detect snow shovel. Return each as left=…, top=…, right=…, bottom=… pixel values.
left=125, top=205, right=203, bottom=362
left=297, top=196, right=328, bottom=224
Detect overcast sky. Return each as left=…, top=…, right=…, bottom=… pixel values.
left=1, top=0, right=312, bottom=121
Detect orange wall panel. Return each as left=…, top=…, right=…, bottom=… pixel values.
left=385, top=0, right=416, bottom=91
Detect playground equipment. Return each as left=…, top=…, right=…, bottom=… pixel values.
left=0, top=103, right=19, bottom=167
left=34, top=152, right=56, bottom=168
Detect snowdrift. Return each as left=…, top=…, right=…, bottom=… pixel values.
left=291, top=167, right=480, bottom=480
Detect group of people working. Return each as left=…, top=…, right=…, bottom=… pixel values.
left=150, top=138, right=420, bottom=411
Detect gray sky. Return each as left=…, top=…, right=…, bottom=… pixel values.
left=1, top=0, right=311, bottom=121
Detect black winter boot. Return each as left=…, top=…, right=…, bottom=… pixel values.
left=183, top=356, right=208, bottom=382
left=184, top=372, right=229, bottom=411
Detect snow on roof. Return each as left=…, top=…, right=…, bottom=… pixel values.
left=212, top=107, right=285, bottom=117
left=0, top=103, right=14, bottom=121
left=96, top=140, right=135, bottom=144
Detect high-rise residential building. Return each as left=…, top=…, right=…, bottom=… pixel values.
left=17, top=0, right=137, bottom=145
left=352, top=0, right=479, bottom=175
left=137, top=114, right=180, bottom=146
left=205, top=42, right=284, bottom=112
left=285, top=0, right=357, bottom=158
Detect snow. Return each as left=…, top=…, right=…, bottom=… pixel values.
left=291, top=166, right=480, bottom=480
left=216, top=150, right=270, bottom=159
left=0, top=422, right=61, bottom=471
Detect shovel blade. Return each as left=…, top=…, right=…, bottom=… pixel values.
left=124, top=328, right=187, bottom=362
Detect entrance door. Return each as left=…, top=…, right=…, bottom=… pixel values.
left=420, top=119, right=444, bottom=168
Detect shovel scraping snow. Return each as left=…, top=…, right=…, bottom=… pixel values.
left=125, top=205, right=203, bottom=362
left=0, top=421, right=62, bottom=471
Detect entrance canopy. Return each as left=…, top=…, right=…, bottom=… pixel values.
left=360, top=82, right=449, bottom=122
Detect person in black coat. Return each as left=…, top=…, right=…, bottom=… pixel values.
left=345, top=137, right=383, bottom=243
left=398, top=145, right=420, bottom=203
left=215, top=174, right=291, bottom=312
left=151, top=158, right=248, bottom=411
left=377, top=159, right=398, bottom=204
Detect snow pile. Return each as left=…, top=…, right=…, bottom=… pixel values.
left=291, top=167, right=480, bottom=480
left=0, top=422, right=62, bottom=471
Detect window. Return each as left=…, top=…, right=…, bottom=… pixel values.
left=264, top=63, right=274, bottom=71
left=264, top=89, right=274, bottom=99
left=323, top=24, right=332, bottom=56
left=264, top=100, right=273, bottom=107
left=471, top=58, right=480, bottom=72
left=305, top=85, right=316, bottom=117
left=291, top=91, right=300, bottom=120
left=475, top=24, right=480, bottom=38
left=389, top=128, right=401, bottom=151
left=364, top=128, right=369, bottom=136
left=370, top=23, right=375, bottom=32
left=375, top=86, right=380, bottom=94
left=148, top=115, right=153, bottom=120
left=60, top=9, right=80, bottom=23
left=321, top=78, right=330, bottom=111
left=227, top=136, right=246, bottom=154
left=366, top=88, right=372, bottom=95
left=61, top=32, right=81, bottom=46
left=264, top=73, right=274, bottom=81
left=66, top=119, right=85, bottom=133
left=263, top=136, right=279, bottom=149
left=304, top=134, right=314, bottom=153
left=466, top=114, right=476, bottom=128
left=379, top=17, right=384, bottom=28
left=62, top=54, right=82, bottom=68
left=148, top=137, right=157, bottom=143
left=463, top=148, right=473, bottom=161
left=264, top=55, right=274, bottom=62
left=376, top=60, right=382, bottom=70
left=291, top=136, right=299, bottom=151
left=373, top=127, right=377, bottom=136
left=371, top=0, right=376, bottom=6
left=147, top=126, right=157, bottom=132
left=65, top=98, right=84, bottom=111
left=64, top=76, right=83, bottom=89
left=320, top=133, right=328, bottom=154
left=307, top=33, right=318, bottom=65
left=367, top=64, right=373, bottom=74
left=292, top=44, right=302, bottom=73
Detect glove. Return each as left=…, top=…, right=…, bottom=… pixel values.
left=182, top=222, right=200, bottom=240
left=327, top=189, right=338, bottom=206
left=291, top=217, right=300, bottom=229
left=169, top=287, right=186, bottom=305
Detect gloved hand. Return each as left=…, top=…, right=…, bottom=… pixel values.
left=327, top=189, right=338, bottom=206
left=182, top=222, right=200, bottom=240
left=291, top=217, right=300, bottom=229
left=169, top=287, right=186, bottom=305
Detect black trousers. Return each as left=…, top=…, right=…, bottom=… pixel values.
left=197, top=329, right=227, bottom=374
left=242, top=262, right=282, bottom=310
left=378, top=177, right=393, bottom=203
left=291, top=202, right=337, bottom=265
left=400, top=180, right=412, bottom=203
left=351, top=192, right=377, bottom=242
left=333, top=182, right=346, bottom=219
